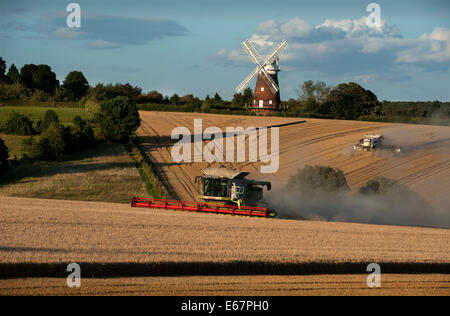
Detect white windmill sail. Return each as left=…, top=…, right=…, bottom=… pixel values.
left=242, top=40, right=262, bottom=65
left=236, top=67, right=260, bottom=93
left=263, top=40, right=288, bottom=68
left=236, top=39, right=288, bottom=94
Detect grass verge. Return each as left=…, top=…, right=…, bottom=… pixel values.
left=125, top=141, right=166, bottom=199
left=131, top=139, right=173, bottom=199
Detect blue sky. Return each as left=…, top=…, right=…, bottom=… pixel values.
left=1, top=0, right=450, bottom=101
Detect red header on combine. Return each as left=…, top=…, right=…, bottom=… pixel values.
left=130, top=197, right=275, bottom=218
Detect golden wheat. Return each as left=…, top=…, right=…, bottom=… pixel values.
left=1, top=274, right=449, bottom=296
left=1, top=196, right=449, bottom=265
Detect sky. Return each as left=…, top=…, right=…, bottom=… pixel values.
left=1, top=0, right=450, bottom=101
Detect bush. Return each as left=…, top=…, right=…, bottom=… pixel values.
left=31, top=89, right=51, bottom=101
left=72, top=116, right=96, bottom=150
left=360, top=177, right=408, bottom=195
left=0, top=137, right=9, bottom=174
left=0, top=82, right=30, bottom=101
left=38, top=125, right=66, bottom=160
left=288, top=165, right=349, bottom=195
left=22, top=118, right=96, bottom=161
left=1, top=112, right=35, bottom=135
left=40, top=110, right=60, bottom=132
left=95, top=96, right=140, bottom=143
left=22, top=125, right=67, bottom=161
left=88, top=83, right=142, bottom=101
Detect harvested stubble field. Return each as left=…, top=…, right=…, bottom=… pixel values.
left=1, top=196, right=449, bottom=295
left=137, top=111, right=450, bottom=212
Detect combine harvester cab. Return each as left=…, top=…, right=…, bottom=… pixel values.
left=131, top=166, right=277, bottom=218
left=195, top=167, right=271, bottom=208
left=354, top=134, right=401, bottom=153
left=354, top=134, right=384, bottom=151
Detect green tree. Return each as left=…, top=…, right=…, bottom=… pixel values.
left=7, top=64, right=20, bottom=83
left=20, top=64, right=58, bottom=94
left=95, top=96, right=140, bottom=143
left=90, top=83, right=142, bottom=101
left=63, top=71, right=89, bottom=100
left=325, top=82, right=381, bottom=119
left=288, top=165, right=349, bottom=195
left=0, top=57, right=6, bottom=81
left=0, top=137, right=9, bottom=175
left=72, top=115, right=95, bottom=149
left=1, top=112, right=35, bottom=135
left=302, top=96, right=319, bottom=113
left=231, top=92, right=243, bottom=106
left=41, top=110, right=60, bottom=132
left=54, top=86, right=69, bottom=101
left=232, top=87, right=253, bottom=108
left=33, top=64, right=58, bottom=94
left=19, top=64, right=37, bottom=89
left=40, top=125, right=66, bottom=160
left=136, top=90, right=164, bottom=104
left=296, top=80, right=332, bottom=105
left=23, top=125, right=68, bottom=161
left=213, top=92, right=223, bottom=105
left=0, top=82, right=29, bottom=101
left=169, top=93, right=180, bottom=105
left=147, top=90, right=163, bottom=103
left=242, top=87, right=253, bottom=107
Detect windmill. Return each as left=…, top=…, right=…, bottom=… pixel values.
left=236, top=39, right=288, bottom=115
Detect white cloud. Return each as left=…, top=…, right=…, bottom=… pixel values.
left=397, top=27, right=450, bottom=64
left=215, top=17, right=450, bottom=78
left=281, top=17, right=314, bottom=38
left=317, top=17, right=401, bottom=39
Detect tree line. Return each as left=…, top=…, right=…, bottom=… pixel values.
left=283, top=80, right=449, bottom=123
left=1, top=56, right=448, bottom=124
left=0, top=56, right=251, bottom=112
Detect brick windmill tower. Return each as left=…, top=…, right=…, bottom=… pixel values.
left=236, top=39, right=288, bottom=116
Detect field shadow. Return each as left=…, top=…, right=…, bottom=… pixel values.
left=138, top=135, right=175, bottom=150
left=0, top=261, right=448, bottom=279
left=137, top=120, right=307, bottom=150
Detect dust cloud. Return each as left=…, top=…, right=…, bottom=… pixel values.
left=266, top=181, right=450, bottom=228
left=381, top=126, right=450, bottom=154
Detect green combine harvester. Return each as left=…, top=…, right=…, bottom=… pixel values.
left=195, top=166, right=272, bottom=208
left=131, top=166, right=276, bottom=218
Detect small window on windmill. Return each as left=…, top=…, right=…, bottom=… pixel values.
left=269, top=100, right=272, bottom=105
left=259, top=100, right=263, bottom=108
left=261, top=87, right=264, bottom=92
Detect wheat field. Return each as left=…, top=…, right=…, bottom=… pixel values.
left=1, top=196, right=449, bottom=266
left=2, top=274, right=449, bottom=296
left=1, top=196, right=449, bottom=295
